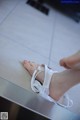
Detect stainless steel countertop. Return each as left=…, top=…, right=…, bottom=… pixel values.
left=0, top=76, right=80, bottom=120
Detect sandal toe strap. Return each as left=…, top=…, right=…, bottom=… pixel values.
left=30, top=64, right=73, bottom=108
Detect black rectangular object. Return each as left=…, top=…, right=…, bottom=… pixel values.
left=0, top=96, right=50, bottom=120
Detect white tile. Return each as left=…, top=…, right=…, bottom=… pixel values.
left=0, top=0, right=20, bottom=23
left=49, top=60, right=65, bottom=72
left=50, top=11, right=80, bottom=62
left=67, top=84, right=80, bottom=114
left=55, top=11, right=80, bottom=36
left=0, top=35, right=48, bottom=91
left=51, top=35, right=80, bottom=62
left=0, top=0, right=56, bottom=58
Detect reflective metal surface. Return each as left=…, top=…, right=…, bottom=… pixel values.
left=0, top=96, right=49, bottom=120
left=0, top=77, right=80, bottom=120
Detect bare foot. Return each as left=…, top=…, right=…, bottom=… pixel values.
left=60, top=51, right=80, bottom=70
left=23, top=60, right=80, bottom=104
left=23, top=60, right=65, bottom=101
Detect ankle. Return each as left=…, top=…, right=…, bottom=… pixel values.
left=49, top=73, right=62, bottom=101
left=49, top=72, right=69, bottom=101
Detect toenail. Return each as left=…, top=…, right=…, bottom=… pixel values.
left=24, top=60, right=27, bottom=63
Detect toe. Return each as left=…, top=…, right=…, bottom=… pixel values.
left=23, top=60, right=44, bottom=83
left=23, top=60, right=31, bottom=69
left=23, top=60, right=28, bottom=66
left=22, top=60, right=29, bottom=67
left=29, top=61, right=39, bottom=68
left=23, top=60, right=40, bottom=76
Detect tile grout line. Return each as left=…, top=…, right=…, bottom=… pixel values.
left=48, top=11, right=57, bottom=67
left=0, top=0, right=21, bottom=25
left=0, top=32, right=49, bottom=60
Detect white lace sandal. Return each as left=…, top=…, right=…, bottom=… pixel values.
left=31, top=64, right=73, bottom=108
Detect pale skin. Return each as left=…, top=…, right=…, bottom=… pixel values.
left=23, top=50, right=80, bottom=101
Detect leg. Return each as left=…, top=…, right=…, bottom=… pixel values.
left=23, top=60, right=80, bottom=101
left=50, top=69, right=80, bottom=100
